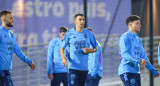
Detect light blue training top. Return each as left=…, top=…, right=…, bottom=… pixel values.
left=88, top=41, right=103, bottom=78
left=0, top=25, right=32, bottom=72
left=119, top=31, right=159, bottom=77
left=61, top=28, right=97, bottom=71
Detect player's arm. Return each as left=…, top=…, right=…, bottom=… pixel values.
left=12, top=33, right=35, bottom=70
left=158, top=42, right=160, bottom=66
left=83, top=31, right=98, bottom=54
left=60, top=48, right=68, bottom=68
left=47, top=40, right=54, bottom=80
left=120, top=35, right=141, bottom=63
left=140, top=40, right=159, bottom=77
left=60, top=32, right=69, bottom=68
left=83, top=47, right=97, bottom=53
left=90, top=45, right=102, bottom=77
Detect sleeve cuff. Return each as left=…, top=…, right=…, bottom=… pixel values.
left=48, top=71, right=53, bottom=75
left=150, top=69, right=159, bottom=77
left=27, top=60, right=32, bottom=66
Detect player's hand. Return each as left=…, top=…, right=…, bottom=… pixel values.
left=155, top=69, right=160, bottom=78
left=30, top=62, right=36, bottom=70
left=48, top=74, right=53, bottom=80
left=62, top=58, right=68, bottom=68
left=83, top=47, right=91, bottom=53
left=139, top=59, right=148, bottom=66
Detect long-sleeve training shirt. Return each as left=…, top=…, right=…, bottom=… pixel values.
left=88, top=41, right=103, bottom=78
left=119, top=31, right=159, bottom=77
left=47, top=38, right=67, bottom=75
left=61, top=28, right=97, bottom=71
left=0, top=25, right=32, bottom=72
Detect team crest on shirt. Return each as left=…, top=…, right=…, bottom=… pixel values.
left=84, top=34, right=87, bottom=38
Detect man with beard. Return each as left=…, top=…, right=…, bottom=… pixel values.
left=0, top=10, right=36, bottom=86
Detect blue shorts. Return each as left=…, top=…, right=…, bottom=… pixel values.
left=68, top=69, right=88, bottom=86
left=51, top=73, right=67, bottom=86
left=0, top=70, right=13, bottom=86
left=120, top=73, right=141, bottom=86
left=85, top=74, right=101, bottom=86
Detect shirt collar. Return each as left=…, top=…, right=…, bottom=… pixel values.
left=58, top=37, right=63, bottom=42
left=128, top=30, right=137, bottom=37
left=0, top=25, right=10, bottom=32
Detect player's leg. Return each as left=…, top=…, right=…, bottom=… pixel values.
left=94, top=74, right=101, bottom=86
left=0, top=71, right=13, bottom=86
left=0, top=72, right=3, bottom=86
left=68, top=69, right=79, bottom=86
left=51, top=73, right=61, bottom=86
left=85, top=74, right=95, bottom=86
left=133, top=73, right=141, bottom=86
left=120, top=73, right=141, bottom=86
left=62, top=72, right=68, bottom=86
left=78, top=70, right=88, bottom=86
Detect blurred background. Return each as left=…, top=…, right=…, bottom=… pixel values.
left=0, top=0, right=160, bottom=86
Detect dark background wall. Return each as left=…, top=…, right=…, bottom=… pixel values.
left=132, top=0, right=160, bottom=37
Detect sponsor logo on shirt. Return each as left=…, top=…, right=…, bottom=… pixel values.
left=84, top=34, right=87, bottom=38
left=134, top=46, right=141, bottom=55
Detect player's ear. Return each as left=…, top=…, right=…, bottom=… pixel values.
left=74, top=19, right=76, bottom=24
left=1, top=16, right=6, bottom=22
left=129, top=23, right=132, bottom=27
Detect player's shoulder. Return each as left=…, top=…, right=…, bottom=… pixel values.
left=0, top=26, right=5, bottom=33
left=83, top=28, right=91, bottom=33
left=50, top=38, right=59, bottom=43
left=65, top=28, right=74, bottom=35
left=120, top=32, right=129, bottom=39
left=83, top=28, right=94, bottom=36
left=68, top=28, right=75, bottom=32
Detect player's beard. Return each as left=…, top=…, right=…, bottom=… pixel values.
left=6, top=22, right=13, bottom=27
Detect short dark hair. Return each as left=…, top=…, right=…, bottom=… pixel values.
left=74, top=13, right=84, bottom=20
left=126, top=15, right=140, bottom=25
left=0, top=10, right=12, bottom=18
left=86, top=27, right=93, bottom=32
left=59, top=26, right=68, bottom=33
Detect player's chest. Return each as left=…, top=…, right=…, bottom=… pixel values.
left=69, top=33, right=89, bottom=44
left=130, top=37, right=142, bottom=54
left=54, top=41, right=62, bottom=50
left=0, top=32, right=14, bottom=46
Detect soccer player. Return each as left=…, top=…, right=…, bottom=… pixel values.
left=85, top=28, right=103, bottom=86
left=60, top=14, right=97, bottom=86
left=47, top=27, right=68, bottom=86
left=119, top=15, right=159, bottom=86
left=0, top=10, right=36, bottom=86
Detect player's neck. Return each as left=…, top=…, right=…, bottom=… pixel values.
left=129, top=28, right=136, bottom=35
left=60, top=37, right=63, bottom=40
left=2, top=23, right=9, bottom=29
left=75, top=27, right=83, bottom=33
